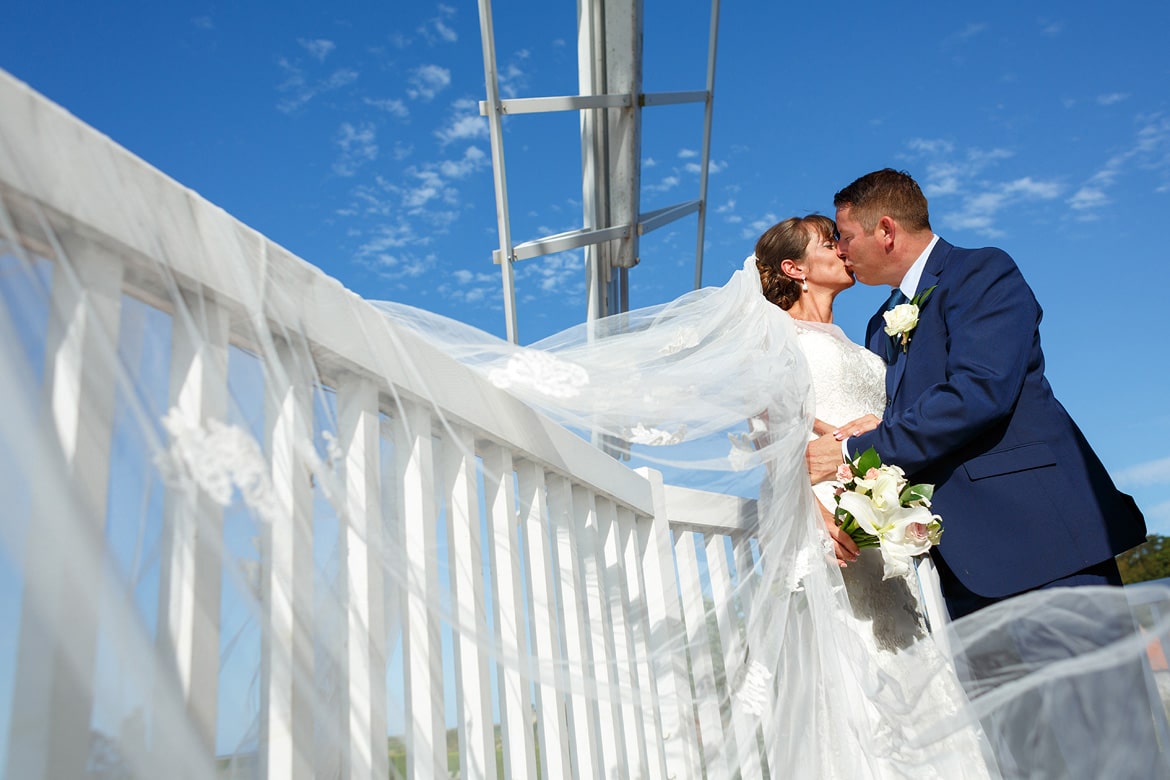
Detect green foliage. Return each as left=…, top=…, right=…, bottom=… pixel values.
left=1117, top=535, right=1170, bottom=585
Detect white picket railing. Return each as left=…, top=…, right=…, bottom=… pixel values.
left=0, top=68, right=766, bottom=779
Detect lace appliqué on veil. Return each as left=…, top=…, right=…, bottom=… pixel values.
left=734, top=659, right=775, bottom=717
left=159, top=407, right=279, bottom=523
left=624, top=423, right=687, bottom=446
left=488, top=350, right=589, bottom=398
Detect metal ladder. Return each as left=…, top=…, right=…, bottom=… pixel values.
left=477, top=0, right=721, bottom=343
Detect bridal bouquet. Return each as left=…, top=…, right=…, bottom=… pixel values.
left=833, top=447, right=942, bottom=580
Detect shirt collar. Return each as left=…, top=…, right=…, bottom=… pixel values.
left=898, top=234, right=939, bottom=298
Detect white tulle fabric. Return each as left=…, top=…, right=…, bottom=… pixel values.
left=379, top=261, right=1170, bottom=778
left=2, top=96, right=1169, bottom=776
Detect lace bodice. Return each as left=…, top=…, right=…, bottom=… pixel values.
left=793, top=320, right=886, bottom=427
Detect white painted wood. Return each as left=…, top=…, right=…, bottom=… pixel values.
left=442, top=426, right=497, bottom=780
left=705, top=533, right=762, bottom=778
left=634, top=468, right=702, bottom=780
left=547, top=475, right=599, bottom=780
left=731, top=534, right=769, bottom=778
left=261, top=340, right=316, bottom=780
left=0, top=70, right=654, bottom=520
left=338, top=377, right=382, bottom=780
left=662, top=483, right=758, bottom=535
left=574, top=487, right=625, bottom=777
left=483, top=444, right=539, bottom=780
left=618, top=507, right=670, bottom=780
left=395, top=403, right=447, bottom=779
left=6, top=236, right=124, bottom=780
left=516, top=460, right=573, bottom=780
left=674, top=531, right=727, bottom=778
left=156, top=290, right=229, bottom=755
left=597, top=500, right=645, bottom=779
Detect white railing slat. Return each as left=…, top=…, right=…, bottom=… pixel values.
left=262, top=340, right=316, bottom=780
left=443, top=427, right=497, bottom=780
left=516, top=460, right=573, bottom=779
left=396, top=403, right=447, bottom=779
left=618, top=507, right=670, bottom=780
left=674, top=531, right=727, bottom=778
left=597, top=498, right=644, bottom=778
left=575, top=488, right=625, bottom=778
left=484, top=444, right=539, bottom=780
left=635, top=468, right=703, bottom=779
left=7, top=240, right=124, bottom=780
left=705, top=533, right=763, bottom=777
left=338, top=377, right=382, bottom=780
left=548, top=475, right=600, bottom=779
left=157, top=291, right=228, bottom=755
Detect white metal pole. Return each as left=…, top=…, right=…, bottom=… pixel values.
left=477, top=0, right=521, bottom=343
left=694, top=0, right=721, bottom=290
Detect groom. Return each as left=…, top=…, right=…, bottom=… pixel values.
left=805, top=168, right=1146, bottom=619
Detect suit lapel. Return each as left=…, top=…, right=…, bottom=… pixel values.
left=886, top=244, right=947, bottom=404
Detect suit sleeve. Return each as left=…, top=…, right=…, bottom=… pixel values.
left=850, top=248, right=1040, bottom=474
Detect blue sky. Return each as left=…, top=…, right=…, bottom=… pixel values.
left=4, top=0, right=1170, bottom=536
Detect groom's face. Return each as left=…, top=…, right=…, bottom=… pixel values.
left=835, top=207, right=887, bottom=286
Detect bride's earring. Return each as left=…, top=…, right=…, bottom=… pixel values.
left=801, top=276, right=809, bottom=293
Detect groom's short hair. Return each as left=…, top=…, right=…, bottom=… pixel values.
left=834, top=169, right=931, bottom=233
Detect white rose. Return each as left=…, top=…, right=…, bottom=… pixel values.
left=882, top=303, right=920, bottom=337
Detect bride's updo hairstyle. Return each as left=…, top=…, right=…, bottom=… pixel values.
left=755, top=214, right=837, bottom=310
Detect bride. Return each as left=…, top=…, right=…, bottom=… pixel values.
left=751, top=214, right=993, bottom=777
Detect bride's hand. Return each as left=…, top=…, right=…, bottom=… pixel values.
left=819, top=503, right=859, bottom=565
left=831, top=413, right=881, bottom=441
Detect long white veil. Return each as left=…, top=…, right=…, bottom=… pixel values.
left=2, top=66, right=1169, bottom=778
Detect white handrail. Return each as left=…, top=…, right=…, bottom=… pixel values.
left=0, top=66, right=767, bottom=780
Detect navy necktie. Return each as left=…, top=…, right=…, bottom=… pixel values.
left=883, top=288, right=909, bottom=361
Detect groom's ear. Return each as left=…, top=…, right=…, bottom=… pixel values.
left=878, top=216, right=897, bottom=251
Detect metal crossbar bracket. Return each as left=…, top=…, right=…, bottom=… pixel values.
left=492, top=224, right=632, bottom=264
left=478, top=0, right=721, bottom=342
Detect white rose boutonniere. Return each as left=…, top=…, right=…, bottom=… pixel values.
left=883, top=285, right=937, bottom=353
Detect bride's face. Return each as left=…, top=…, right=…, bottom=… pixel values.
left=803, top=230, right=855, bottom=293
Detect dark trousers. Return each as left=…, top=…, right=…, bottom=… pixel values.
left=935, top=555, right=1169, bottom=778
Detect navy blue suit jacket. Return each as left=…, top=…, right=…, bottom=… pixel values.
left=849, top=238, right=1145, bottom=598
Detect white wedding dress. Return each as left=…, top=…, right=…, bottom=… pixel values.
left=794, top=318, right=995, bottom=779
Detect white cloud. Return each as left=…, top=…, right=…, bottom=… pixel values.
left=645, top=175, right=680, bottom=194
left=1068, top=186, right=1108, bottom=211
left=905, top=140, right=1064, bottom=235
left=957, top=22, right=988, bottom=39
left=1039, top=19, right=1064, bottom=37
left=643, top=157, right=657, bottom=168
left=1145, top=500, right=1170, bottom=535
left=716, top=199, right=736, bottom=214
left=364, top=97, right=410, bottom=119
left=1114, top=457, right=1170, bottom=488
left=276, top=60, right=358, bottom=113
left=407, top=64, right=452, bottom=101
left=438, top=146, right=489, bottom=179
left=684, top=159, right=726, bottom=175
left=299, top=38, right=335, bottom=62
left=678, top=148, right=698, bottom=159
left=333, top=122, right=378, bottom=177
left=1002, top=177, right=1063, bottom=199
left=419, top=4, right=459, bottom=45
left=1067, top=114, right=1170, bottom=216
left=1097, top=93, right=1129, bottom=106
left=436, top=100, right=489, bottom=146
left=742, top=213, right=779, bottom=240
